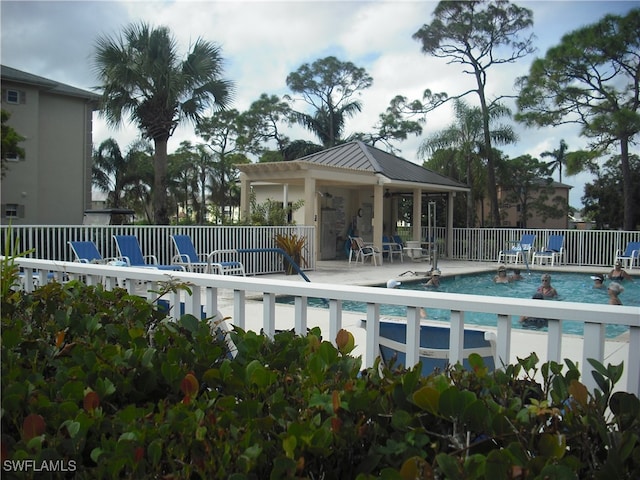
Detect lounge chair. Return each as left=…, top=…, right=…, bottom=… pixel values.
left=498, top=234, right=536, bottom=265
left=364, top=319, right=496, bottom=375
left=113, top=235, right=184, bottom=271
left=348, top=236, right=381, bottom=266
left=532, top=234, right=565, bottom=266
left=614, top=241, right=640, bottom=270
left=69, top=240, right=116, bottom=264
left=171, top=234, right=245, bottom=275
left=382, top=235, right=403, bottom=263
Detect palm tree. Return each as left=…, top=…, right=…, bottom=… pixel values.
left=93, top=22, right=234, bottom=224
left=290, top=103, right=361, bottom=148
left=92, top=138, right=152, bottom=209
left=540, top=139, right=568, bottom=183
left=420, top=99, right=516, bottom=227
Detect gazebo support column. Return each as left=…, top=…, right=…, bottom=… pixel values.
left=412, top=188, right=422, bottom=241
left=447, top=192, right=454, bottom=258
left=372, top=184, right=384, bottom=255
left=240, top=173, right=250, bottom=222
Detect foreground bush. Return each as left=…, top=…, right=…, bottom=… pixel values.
left=1, top=278, right=639, bottom=479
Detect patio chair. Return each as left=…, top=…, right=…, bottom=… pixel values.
left=532, top=234, right=565, bottom=266
left=614, top=241, right=640, bottom=269
left=382, top=235, right=403, bottom=263
left=363, top=319, right=496, bottom=375
left=348, top=236, right=381, bottom=266
left=113, top=235, right=184, bottom=271
left=171, top=234, right=245, bottom=275
left=498, top=234, right=536, bottom=265
left=68, top=241, right=114, bottom=264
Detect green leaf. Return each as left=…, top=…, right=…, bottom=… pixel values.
left=148, top=438, right=163, bottom=466
left=180, top=314, right=200, bottom=334
left=538, top=433, right=567, bottom=459
left=463, top=399, right=489, bottom=431
left=485, top=449, right=512, bottom=480
left=128, top=327, right=145, bottom=339
left=412, top=386, right=440, bottom=414
left=90, top=447, right=104, bottom=463
left=391, top=410, right=413, bottom=431
left=439, top=387, right=476, bottom=418
left=399, top=456, right=432, bottom=479
left=61, top=381, right=85, bottom=401
left=245, top=359, right=270, bottom=387
left=118, top=431, right=137, bottom=442
left=538, top=463, right=578, bottom=480
left=283, top=435, right=297, bottom=459
left=141, top=347, right=156, bottom=368
left=63, top=420, right=81, bottom=438
left=436, top=453, right=461, bottom=478
left=96, top=377, right=116, bottom=397
left=1, top=326, right=21, bottom=348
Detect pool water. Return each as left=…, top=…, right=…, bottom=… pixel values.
left=278, top=271, right=639, bottom=337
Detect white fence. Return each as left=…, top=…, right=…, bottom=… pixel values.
left=0, top=225, right=316, bottom=276
left=8, top=257, right=640, bottom=397
left=3, top=225, right=640, bottom=269
left=396, top=227, right=640, bottom=266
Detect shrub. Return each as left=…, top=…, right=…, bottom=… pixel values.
left=1, top=275, right=639, bottom=478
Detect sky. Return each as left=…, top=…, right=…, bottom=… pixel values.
left=1, top=0, right=637, bottom=209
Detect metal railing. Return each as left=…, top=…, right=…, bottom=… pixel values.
left=0, top=225, right=316, bottom=276
left=8, top=257, right=640, bottom=397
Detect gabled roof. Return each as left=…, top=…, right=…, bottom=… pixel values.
left=283, top=141, right=468, bottom=189
left=1, top=64, right=100, bottom=104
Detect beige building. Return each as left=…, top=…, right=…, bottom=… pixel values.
left=1, top=65, right=99, bottom=224
left=496, top=180, right=571, bottom=229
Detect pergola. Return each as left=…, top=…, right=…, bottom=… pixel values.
left=237, top=141, right=469, bottom=262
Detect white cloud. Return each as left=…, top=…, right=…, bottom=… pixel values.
left=2, top=0, right=636, bottom=208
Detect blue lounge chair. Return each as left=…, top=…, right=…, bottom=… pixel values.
left=614, top=241, right=640, bottom=270
left=370, top=320, right=496, bottom=375
left=171, top=234, right=245, bottom=275
left=382, top=235, right=403, bottom=263
left=532, top=234, right=565, bottom=266
left=69, top=241, right=112, bottom=264
left=498, top=234, right=536, bottom=265
left=113, top=235, right=184, bottom=271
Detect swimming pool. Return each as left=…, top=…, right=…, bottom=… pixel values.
left=277, top=271, right=639, bottom=337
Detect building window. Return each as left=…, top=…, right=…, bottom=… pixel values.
left=4, top=204, right=20, bottom=218
left=3, top=89, right=25, bottom=104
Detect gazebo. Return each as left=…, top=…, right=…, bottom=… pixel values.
left=237, top=141, right=469, bottom=262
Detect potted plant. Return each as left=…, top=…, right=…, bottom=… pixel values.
left=275, top=233, right=308, bottom=275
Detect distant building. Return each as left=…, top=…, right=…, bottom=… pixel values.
left=478, top=179, right=572, bottom=229
left=1, top=65, right=100, bottom=224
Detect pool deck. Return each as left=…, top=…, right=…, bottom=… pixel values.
left=214, top=258, right=636, bottom=391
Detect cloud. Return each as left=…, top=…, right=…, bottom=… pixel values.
left=2, top=0, right=636, bottom=208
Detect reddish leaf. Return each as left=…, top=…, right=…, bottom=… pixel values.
left=180, top=373, right=199, bottom=398
left=22, top=413, right=45, bottom=441
left=83, top=391, right=100, bottom=412
left=134, top=446, right=145, bottom=462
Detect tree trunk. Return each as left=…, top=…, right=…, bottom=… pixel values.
left=466, top=153, right=473, bottom=228
left=475, top=71, right=501, bottom=227
left=620, top=136, right=636, bottom=230
left=153, top=138, right=170, bottom=225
